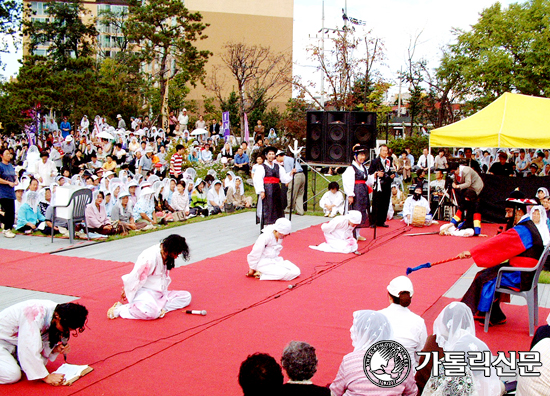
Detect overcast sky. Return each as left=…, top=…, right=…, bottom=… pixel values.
left=2, top=0, right=518, bottom=96
left=293, top=0, right=518, bottom=97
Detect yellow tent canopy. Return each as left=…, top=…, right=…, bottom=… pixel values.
left=430, top=92, right=550, bottom=148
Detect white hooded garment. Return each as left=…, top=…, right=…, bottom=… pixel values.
left=247, top=218, right=300, bottom=281
left=309, top=211, right=361, bottom=253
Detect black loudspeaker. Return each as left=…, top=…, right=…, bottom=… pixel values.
left=306, top=111, right=377, bottom=165
left=305, top=111, right=324, bottom=162
left=349, top=111, right=377, bottom=158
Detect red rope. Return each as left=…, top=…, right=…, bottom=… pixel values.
left=431, top=255, right=461, bottom=266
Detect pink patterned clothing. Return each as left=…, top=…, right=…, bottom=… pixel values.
left=330, top=350, right=418, bottom=396
left=115, top=244, right=191, bottom=320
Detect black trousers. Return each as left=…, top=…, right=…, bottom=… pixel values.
left=372, top=185, right=391, bottom=226
left=0, top=198, right=15, bottom=230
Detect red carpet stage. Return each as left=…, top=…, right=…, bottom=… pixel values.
left=0, top=222, right=546, bottom=395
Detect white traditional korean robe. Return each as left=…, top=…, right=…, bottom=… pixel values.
left=247, top=227, right=300, bottom=281
left=115, top=244, right=191, bottom=320
left=0, top=300, right=59, bottom=383
left=310, top=215, right=358, bottom=253
left=319, top=190, right=345, bottom=216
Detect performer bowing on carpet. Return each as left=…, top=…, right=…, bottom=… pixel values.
left=458, top=190, right=543, bottom=325
left=246, top=218, right=301, bottom=281
left=342, top=145, right=374, bottom=241
left=253, top=146, right=295, bottom=228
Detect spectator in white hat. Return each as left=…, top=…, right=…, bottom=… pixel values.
left=379, top=275, right=427, bottom=367
left=117, top=114, right=126, bottom=130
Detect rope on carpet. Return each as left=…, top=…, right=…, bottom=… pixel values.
left=67, top=224, right=412, bottom=395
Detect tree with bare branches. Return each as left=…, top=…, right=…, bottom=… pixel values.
left=207, top=42, right=292, bottom=140
left=294, top=28, right=386, bottom=111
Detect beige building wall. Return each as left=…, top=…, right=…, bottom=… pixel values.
left=23, top=0, right=294, bottom=111
left=185, top=0, right=294, bottom=111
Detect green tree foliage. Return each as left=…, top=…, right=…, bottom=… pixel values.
left=387, top=135, right=429, bottom=160
left=124, top=0, right=210, bottom=119
left=280, top=95, right=309, bottom=143
left=0, top=0, right=21, bottom=71
left=438, top=0, right=550, bottom=111
left=23, top=0, right=98, bottom=70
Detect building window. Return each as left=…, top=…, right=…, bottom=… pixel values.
left=30, top=2, right=49, bottom=16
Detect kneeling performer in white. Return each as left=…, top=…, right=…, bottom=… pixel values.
left=309, top=210, right=362, bottom=254
left=246, top=218, right=300, bottom=281
left=108, top=234, right=192, bottom=320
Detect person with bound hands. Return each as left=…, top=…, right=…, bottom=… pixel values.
left=0, top=300, right=88, bottom=385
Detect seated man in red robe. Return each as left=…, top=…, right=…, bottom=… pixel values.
left=457, top=190, right=543, bottom=325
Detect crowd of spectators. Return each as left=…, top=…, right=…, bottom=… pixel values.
left=237, top=275, right=550, bottom=395
left=0, top=112, right=281, bottom=239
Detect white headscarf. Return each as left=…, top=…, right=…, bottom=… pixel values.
left=72, top=174, right=85, bottom=187
left=162, top=178, right=175, bottom=201
left=183, top=168, right=196, bottom=184
left=109, top=180, right=123, bottom=205
left=274, top=217, right=292, bottom=234
left=346, top=210, right=362, bottom=225
left=537, top=187, right=549, bottom=199
left=126, top=180, right=141, bottom=199
left=152, top=180, right=164, bottom=201
left=350, top=310, right=393, bottom=352
left=115, top=189, right=132, bottom=217
left=148, top=174, right=160, bottom=184
left=37, top=187, right=51, bottom=206
left=26, top=145, right=40, bottom=171
left=224, top=171, right=236, bottom=191
left=433, top=302, right=502, bottom=396
left=25, top=191, right=40, bottom=212
left=234, top=176, right=245, bottom=195
left=433, top=302, right=475, bottom=350
left=529, top=205, right=550, bottom=245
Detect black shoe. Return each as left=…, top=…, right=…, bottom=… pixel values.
left=378, top=224, right=389, bottom=228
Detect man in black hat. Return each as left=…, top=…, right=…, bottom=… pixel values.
left=458, top=190, right=543, bottom=325
left=342, top=145, right=374, bottom=240
left=368, top=144, right=395, bottom=227
left=253, top=146, right=295, bottom=227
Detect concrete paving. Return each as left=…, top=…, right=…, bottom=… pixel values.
left=51, top=212, right=327, bottom=264
left=0, top=212, right=327, bottom=265
left=0, top=286, right=77, bottom=311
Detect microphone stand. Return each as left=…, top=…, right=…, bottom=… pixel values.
left=289, top=155, right=297, bottom=221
